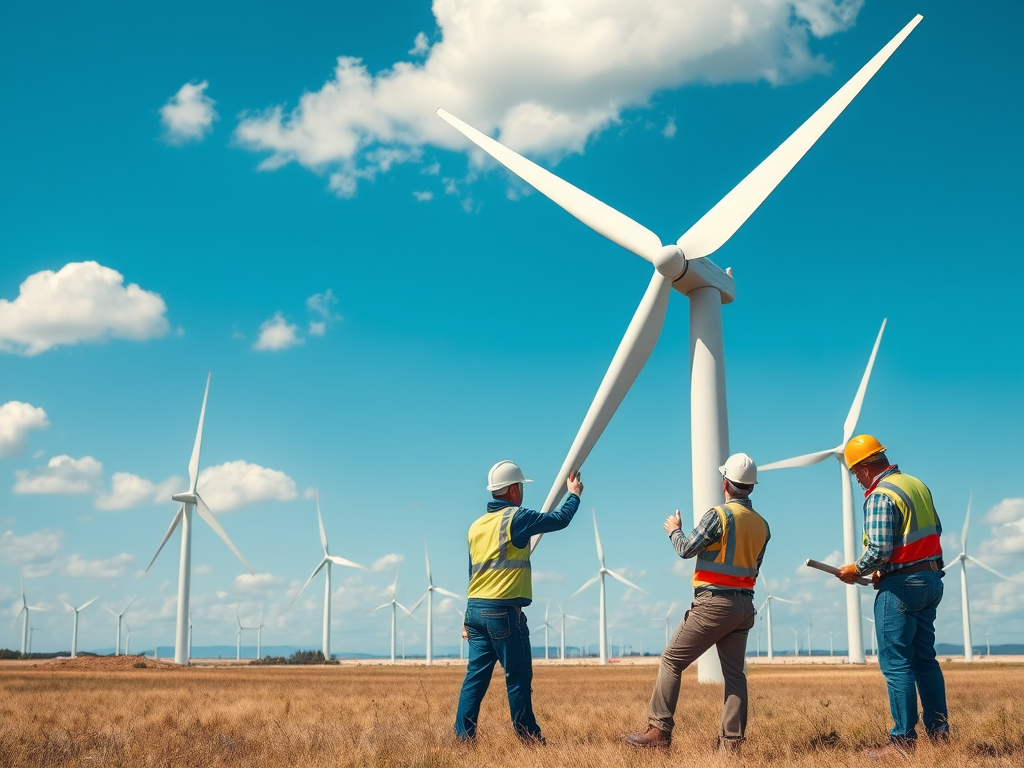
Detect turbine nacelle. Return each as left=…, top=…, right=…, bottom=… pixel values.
left=171, top=492, right=197, bottom=504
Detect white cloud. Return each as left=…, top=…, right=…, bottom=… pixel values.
left=64, top=552, right=135, bottom=579
left=235, top=572, right=282, bottom=594
left=0, top=529, right=63, bottom=577
left=253, top=312, right=303, bottom=351
left=160, top=80, right=218, bottom=144
left=661, top=116, right=677, bottom=138
left=305, top=289, right=342, bottom=336
left=197, top=460, right=297, bottom=511
left=413, top=190, right=434, bottom=202
left=194, top=564, right=214, bottom=575
left=984, top=498, right=1024, bottom=525
left=0, top=401, right=49, bottom=458
left=0, top=261, right=169, bottom=356
left=409, top=31, right=431, bottom=56
left=370, top=553, right=403, bottom=574
left=14, top=455, right=102, bottom=495
left=302, top=487, right=317, bottom=499
left=94, top=472, right=182, bottom=510
left=234, top=0, right=862, bottom=196
left=533, top=571, right=565, bottom=584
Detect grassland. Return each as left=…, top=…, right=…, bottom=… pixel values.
left=1, top=660, right=1020, bottom=767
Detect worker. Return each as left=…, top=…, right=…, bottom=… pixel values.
left=626, top=453, right=770, bottom=755
left=453, top=461, right=584, bottom=743
left=836, top=435, right=948, bottom=756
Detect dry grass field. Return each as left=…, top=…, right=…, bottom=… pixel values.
left=1, top=659, right=1020, bottom=767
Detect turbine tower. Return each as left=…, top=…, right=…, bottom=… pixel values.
left=567, top=510, right=646, bottom=665
left=290, top=489, right=368, bottom=661
left=410, top=542, right=462, bottom=665
left=188, top=612, right=193, bottom=661
left=256, top=610, right=265, bottom=660
left=369, top=560, right=413, bottom=663
left=58, top=596, right=99, bottom=658
left=436, top=16, right=922, bottom=682
left=541, top=601, right=554, bottom=660
left=761, top=319, right=886, bottom=665
left=12, top=579, right=46, bottom=658
left=652, top=602, right=677, bottom=650
left=757, top=573, right=798, bottom=661
left=790, top=627, right=800, bottom=657
left=863, top=614, right=876, bottom=657
left=556, top=601, right=582, bottom=660
left=235, top=610, right=257, bottom=660
left=105, top=597, right=135, bottom=656
left=146, top=372, right=254, bottom=666
left=944, top=492, right=1010, bottom=662
left=124, top=623, right=134, bottom=656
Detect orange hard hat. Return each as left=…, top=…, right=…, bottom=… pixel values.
left=844, top=434, right=887, bottom=469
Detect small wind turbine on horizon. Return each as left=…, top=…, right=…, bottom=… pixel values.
left=105, top=597, right=135, bottom=656
left=12, top=579, right=46, bottom=658
left=542, top=601, right=555, bottom=660
left=290, top=489, right=368, bottom=661
left=188, top=612, right=193, bottom=661
left=236, top=610, right=257, bottom=660
left=145, top=372, right=254, bottom=666
left=568, top=509, right=647, bottom=665
left=944, top=492, right=1010, bottom=662
left=863, top=614, right=876, bottom=657
left=652, top=602, right=677, bottom=650
left=757, top=573, right=798, bottom=661
left=409, top=543, right=462, bottom=665
left=58, top=595, right=99, bottom=658
left=556, top=601, right=582, bottom=660
left=761, top=319, right=886, bottom=666
left=369, top=560, right=414, bottom=663
left=124, top=622, right=134, bottom=656
left=790, top=627, right=800, bottom=657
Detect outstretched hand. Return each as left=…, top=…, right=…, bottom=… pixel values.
left=566, top=471, right=583, bottom=496
left=663, top=510, right=682, bottom=534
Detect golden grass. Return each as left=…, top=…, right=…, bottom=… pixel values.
left=1, top=661, right=1020, bottom=767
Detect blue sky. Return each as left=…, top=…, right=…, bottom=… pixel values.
left=1, top=0, right=1021, bottom=657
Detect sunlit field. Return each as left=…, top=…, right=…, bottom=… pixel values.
left=1, top=660, right=1020, bottom=767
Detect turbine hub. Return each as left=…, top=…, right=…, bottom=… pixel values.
left=171, top=492, right=197, bottom=504
left=654, top=245, right=686, bottom=280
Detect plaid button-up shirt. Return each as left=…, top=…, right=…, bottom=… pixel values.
left=670, top=498, right=770, bottom=593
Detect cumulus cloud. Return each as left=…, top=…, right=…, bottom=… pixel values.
left=984, top=498, right=1024, bottom=526
left=371, top=553, right=404, bottom=574
left=194, top=564, right=214, bottom=575
left=14, top=455, right=102, bottom=495
left=0, top=529, right=63, bottom=577
left=160, top=80, right=218, bottom=144
left=413, top=190, right=434, bottom=202
left=0, top=261, right=169, bottom=355
left=979, top=498, right=1024, bottom=558
left=197, top=460, right=297, bottom=511
left=94, top=472, right=182, bottom=510
left=64, top=552, right=135, bottom=579
left=306, top=289, right=342, bottom=336
left=235, top=572, right=282, bottom=594
left=0, top=401, right=49, bottom=458
left=234, top=0, right=863, bottom=196
left=253, top=312, right=303, bottom=351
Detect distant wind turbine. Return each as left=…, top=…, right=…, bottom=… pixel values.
left=124, top=623, right=134, bottom=656
left=790, top=626, right=800, bottom=657
left=12, top=579, right=46, bottom=658
left=542, top=601, right=555, bottom=660
left=58, top=595, right=99, bottom=658
left=567, top=509, right=647, bottom=665
left=105, top=597, right=136, bottom=656
left=369, top=560, right=414, bottom=663
left=652, top=602, right=677, bottom=649
left=410, top=543, right=462, bottom=665
left=944, top=492, right=1011, bottom=662
left=863, top=614, right=876, bottom=657
left=188, top=612, right=193, bottom=661
left=236, top=610, right=257, bottom=660
left=556, top=601, right=582, bottom=660
left=757, top=573, right=798, bottom=661
left=145, top=372, right=254, bottom=666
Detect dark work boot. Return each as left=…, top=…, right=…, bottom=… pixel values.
left=625, top=725, right=671, bottom=749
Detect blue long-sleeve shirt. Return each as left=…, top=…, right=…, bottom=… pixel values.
left=466, top=493, right=580, bottom=608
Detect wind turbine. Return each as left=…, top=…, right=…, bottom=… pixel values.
left=863, top=614, right=876, bottom=657
left=829, top=629, right=834, bottom=657
left=145, top=372, right=254, bottom=666
left=369, top=560, right=414, bottom=664
left=409, top=543, right=462, bottom=665
left=290, top=489, right=368, bottom=661
left=235, top=610, right=257, bottom=660
left=188, top=612, right=193, bottom=661
left=761, top=319, right=886, bottom=666
left=541, top=601, right=555, bottom=660
left=757, top=573, right=798, bottom=661
left=944, top=492, right=1011, bottom=662
left=790, top=627, right=800, bottom=657
left=124, top=623, right=134, bottom=656
left=456, top=607, right=466, bottom=661
left=436, top=17, right=923, bottom=683
left=652, top=602, right=677, bottom=650
left=568, top=509, right=647, bottom=665
left=58, top=596, right=99, bottom=658
left=256, top=610, right=266, bottom=660
left=105, top=597, right=136, bottom=656
left=806, top=621, right=813, bottom=658
left=28, top=626, right=35, bottom=655
left=12, top=579, right=46, bottom=658
left=556, top=601, right=582, bottom=660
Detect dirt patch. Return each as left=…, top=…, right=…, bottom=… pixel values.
left=33, top=655, right=182, bottom=671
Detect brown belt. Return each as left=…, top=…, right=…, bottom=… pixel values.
left=877, top=559, right=939, bottom=583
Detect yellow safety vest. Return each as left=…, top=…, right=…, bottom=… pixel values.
left=862, top=472, right=942, bottom=564
left=467, top=505, right=532, bottom=601
left=692, top=500, right=768, bottom=590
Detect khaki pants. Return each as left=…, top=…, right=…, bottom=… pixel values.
left=647, top=591, right=755, bottom=741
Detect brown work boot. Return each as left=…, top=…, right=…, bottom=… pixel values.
left=625, top=725, right=671, bottom=749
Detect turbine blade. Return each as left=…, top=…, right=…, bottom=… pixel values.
left=146, top=506, right=184, bottom=572
left=760, top=448, right=839, bottom=471
left=316, top=489, right=329, bottom=555
left=195, top=494, right=254, bottom=575
left=606, top=569, right=648, bottom=594
left=368, top=602, right=391, bottom=614
left=424, top=541, right=432, bottom=586
left=942, top=558, right=962, bottom=572
left=392, top=559, right=403, bottom=592
left=567, top=573, right=601, bottom=601
left=676, top=17, right=922, bottom=261
left=966, top=555, right=1010, bottom=581
left=760, top=572, right=774, bottom=598
left=290, top=558, right=328, bottom=605
left=122, top=596, right=137, bottom=614
left=436, top=109, right=663, bottom=264
left=188, top=372, right=211, bottom=493
left=774, top=597, right=800, bottom=605
left=327, top=556, right=369, bottom=570
left=843, top=318, right=887, bottom=444
left=564, top=614, right=584, bottom=621
left=757, top=598, right=769, bottom=613
left=534, top=271, right=672, bottom=554
left=434, top=587, right=463, bottom=600
left=397, top=602, right=415, bottom=618
left=58, top=598, right=74, bottom=612
left=962, top=491, right=972, bottom=553
left=78, top=596, right=100, bottom=612
left=11, top=606, right=25, bottom=629
left=593, top=509, right=606, bottom=566
left=409, top=591, right=428, bottom=615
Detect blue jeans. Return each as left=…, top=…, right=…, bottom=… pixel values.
left=454, top=603, right=541, bottom=741
left=874, top=569, right=948, bottom=743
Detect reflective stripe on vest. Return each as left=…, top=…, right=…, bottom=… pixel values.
left=862, top=473, right=942, bottom=565
left=467, top=505, right=532, bottom=601
left=692, top=501, right=768, bottom=591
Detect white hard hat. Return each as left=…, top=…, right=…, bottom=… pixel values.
left=487, top=460, right=533, bottom=492
left=719, top=453, right=758, bottom=485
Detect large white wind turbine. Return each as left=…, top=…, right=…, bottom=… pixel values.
left=290, top=489, right=368, bottom=661
left=437, top=17, right=922, bottom=682
left=944, top=492, right=1010, bottom=662
left=12, top=579, right=46, bottom=658
left=105, top=597, right=136, bottom=656
left=757, top=573, right=798, bottom=661
left=369, top=560, right=414, bottom=663
left=761, top=319, right=886, bottom=665
left=410, top=543, right=463, bottom=665
left=568, top=510, right=647, bottom=665
left=146, top=372, right=254, bottom=666
left=58, top=595, right=99, bottom=658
